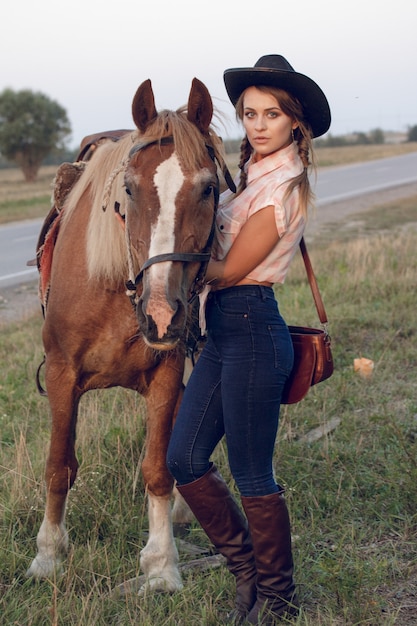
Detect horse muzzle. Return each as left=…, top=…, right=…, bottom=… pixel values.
left=136, top=293, right=187, bottom=350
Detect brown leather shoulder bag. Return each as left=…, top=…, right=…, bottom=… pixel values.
left=282, top=237, right=334, bottom=404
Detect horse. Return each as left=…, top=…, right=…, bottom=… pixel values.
left=26, top=77, right=234, bottom=593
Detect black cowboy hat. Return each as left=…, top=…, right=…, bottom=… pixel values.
left=223, top=54, right=331, bottom=138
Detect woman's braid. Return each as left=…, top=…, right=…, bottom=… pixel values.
left=236, top=136, right=252, bottom=195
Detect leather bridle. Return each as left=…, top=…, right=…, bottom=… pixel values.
left=124, top=136, right=235, bottom=304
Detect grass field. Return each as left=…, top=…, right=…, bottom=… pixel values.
left=1, top=148, right=417, bottom=624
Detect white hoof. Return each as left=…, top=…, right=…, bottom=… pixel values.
left=26, top=555, right=64, bottom=579
left=138, top=573, right=184, bottom=596
left=26, top=517, right=68, bottom=579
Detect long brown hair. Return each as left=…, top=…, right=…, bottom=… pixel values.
left=234, top=86, right=316, bottom=216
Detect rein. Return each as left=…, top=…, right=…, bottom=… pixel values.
left=123, top=134, right=230, bottom=304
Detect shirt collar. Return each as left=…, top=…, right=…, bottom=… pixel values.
left=247, top=142, right=300, bottom=184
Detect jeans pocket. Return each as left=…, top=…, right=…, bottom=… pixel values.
left=268, top=324, right=294, bottom=375
left=215, top=296, right=249, bottom=318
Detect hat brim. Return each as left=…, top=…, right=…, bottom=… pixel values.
left=224, top=67, right=331, bottom=138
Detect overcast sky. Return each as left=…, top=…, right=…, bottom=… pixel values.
left=2, top=0, right=416, bottom=148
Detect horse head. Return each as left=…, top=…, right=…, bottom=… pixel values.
left=124, top=78, right=221, bottom=350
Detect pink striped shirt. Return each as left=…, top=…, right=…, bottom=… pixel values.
left=213, top=142, right=306, bottom=284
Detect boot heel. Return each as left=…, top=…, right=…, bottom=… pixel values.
left=242, top=492, right=298, bottom=624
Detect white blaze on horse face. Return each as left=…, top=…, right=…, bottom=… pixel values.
left=146, top=152, right=185, bottom=339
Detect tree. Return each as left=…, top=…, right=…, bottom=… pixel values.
left=354, top=131, right=370, bottom=145
left=407, top=125, right=417, bottom=142
left=0, top=88, right=71, bottom=181
left=369, top=128, right=385, bottom=144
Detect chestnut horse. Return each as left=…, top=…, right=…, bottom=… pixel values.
left=27, top=78, right=232, bottom=593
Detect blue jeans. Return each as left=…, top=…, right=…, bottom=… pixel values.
left=166, top=285, right=294, bottom=497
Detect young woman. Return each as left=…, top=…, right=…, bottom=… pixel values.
left=167, top=55, right=331, bottom=624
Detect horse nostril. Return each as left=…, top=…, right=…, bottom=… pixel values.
left=169, top=297, right=179, bottom=317
left=171, top=299, right=185, bottom=329
left=136, top=298, right=147, bottom=329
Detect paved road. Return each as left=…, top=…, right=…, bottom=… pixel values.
left=0, top=219, right=40, bottom=288
left=314, top=151, right=417, bottom=205
left=1, top=151, right=416, bottom=289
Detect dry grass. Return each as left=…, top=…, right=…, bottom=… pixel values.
left=315, top=142, right=417, bottom=167
left=0, top=165, right=57, bottom=224
left=1, top=195, right=417, bottom=624
left=0, top=165, right=57, bottom=203
left=1, top=147, right=417, bottom=625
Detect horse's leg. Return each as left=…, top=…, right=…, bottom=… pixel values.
left=138, top=356, right=185, bottom=594
left=27, top=365, right=79, bottom=578
left=172, top=485, right=193, bottom=525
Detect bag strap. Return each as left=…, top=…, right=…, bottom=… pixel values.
left=299, top=237, right=328, bottom=326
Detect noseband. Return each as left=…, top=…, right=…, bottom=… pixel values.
left=124, top=135, right=233, bottom=304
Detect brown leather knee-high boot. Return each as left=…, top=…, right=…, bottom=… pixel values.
left=241, top=492, right=299, bottom=624
left=176, top=465, right=257, bottom=622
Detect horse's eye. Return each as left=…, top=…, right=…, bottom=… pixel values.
left=125, top=186, right=132, bottom=196
left=203, top=184, right=214, bottom=198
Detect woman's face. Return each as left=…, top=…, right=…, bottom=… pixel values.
left=242, top=86, right=297, bottom=160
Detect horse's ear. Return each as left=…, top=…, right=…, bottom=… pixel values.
left=187, top=78, right=213, bottom=133
left=132, top=79, right=158, bottom=132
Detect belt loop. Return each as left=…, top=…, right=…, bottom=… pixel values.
left=259, top=285, right=267, bottom=301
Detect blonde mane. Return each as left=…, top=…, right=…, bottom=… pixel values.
left=63, top=132, right=136, bottom=284
left=63, top=108, right=225, bottom=285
